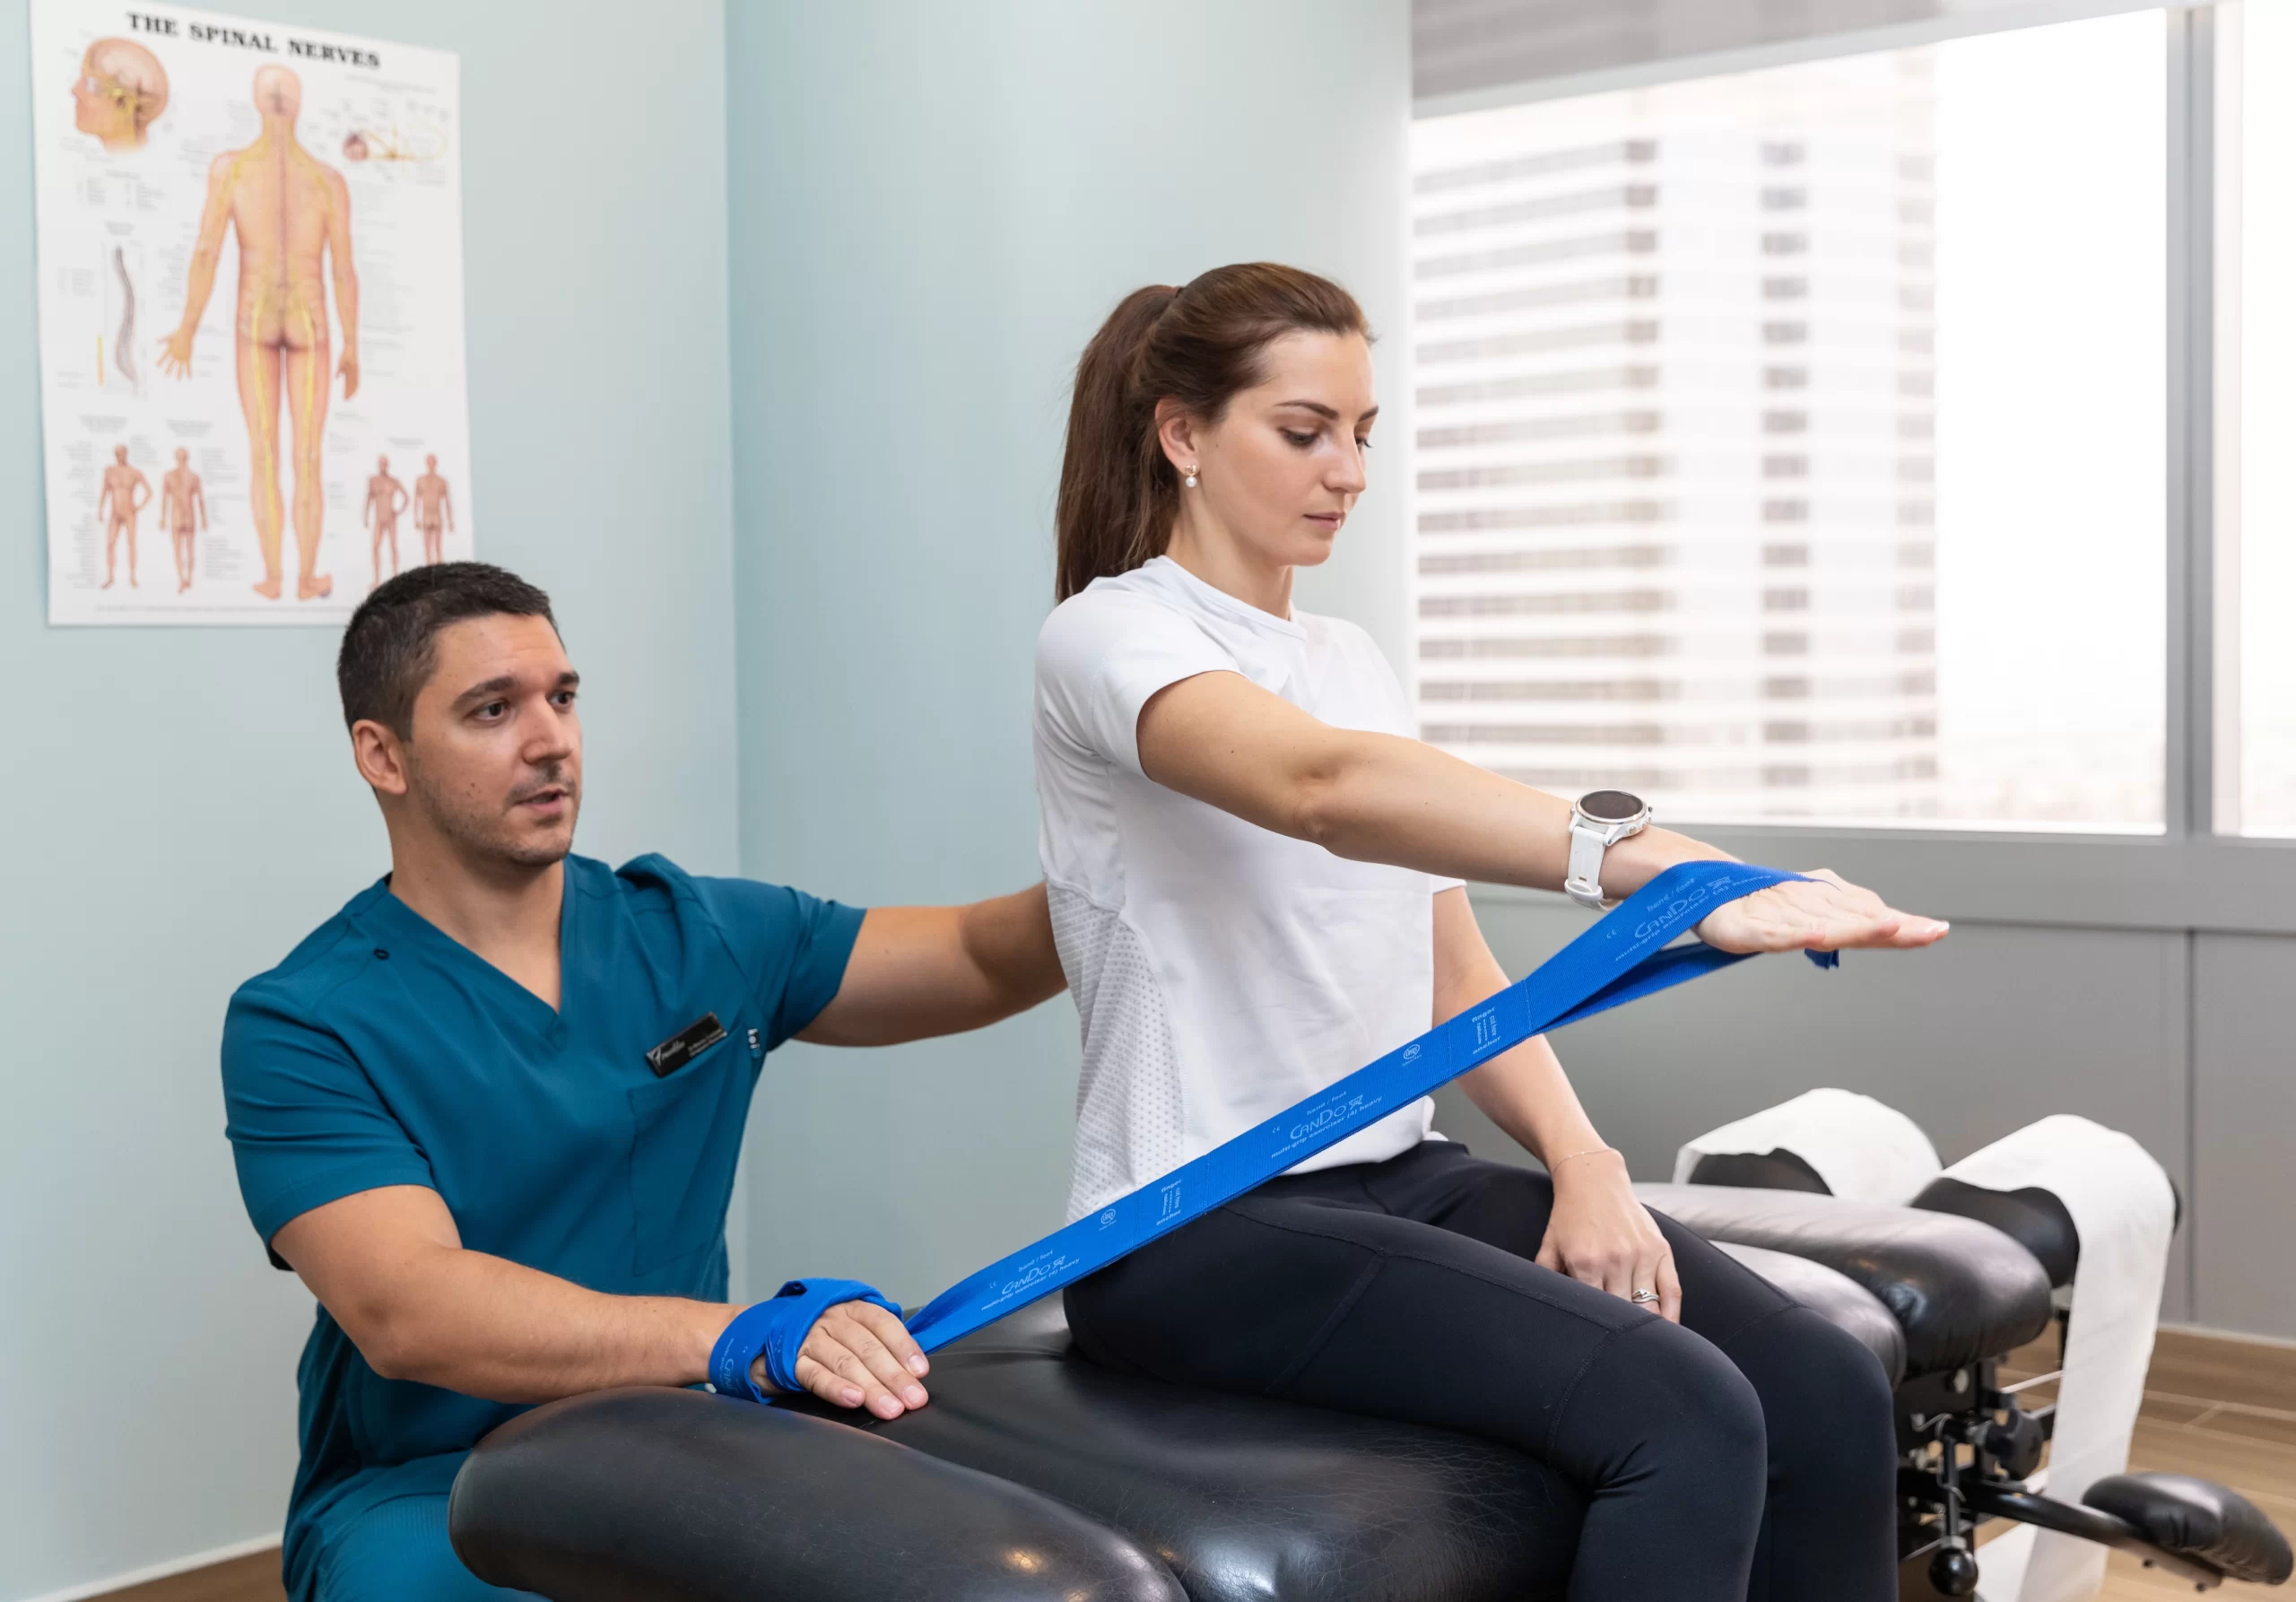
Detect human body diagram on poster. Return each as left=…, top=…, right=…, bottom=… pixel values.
left=31, top=1, right=470, bottom=625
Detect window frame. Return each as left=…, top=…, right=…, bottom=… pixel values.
left=1428, top=4, right=2296, bottom=936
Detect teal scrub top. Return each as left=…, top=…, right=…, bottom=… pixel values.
left=222, top=853, right=864, bottom=1594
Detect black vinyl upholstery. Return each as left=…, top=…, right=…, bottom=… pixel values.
left=2083, top=1473, right=2296, bottom=1585
left=1637, top=1183, right=2055, bottom=1377
left=1909, top=1177, right=2082, bottom=1290
left=448, top=1244, right=1924, bottom=1602
left=796, top=1299, right=1585, bottom=1602
left=1685, top=1149, right=1831, bottom=1195
left=1710, top=1241, right=1908, bottom=1386
left=448, top=1192, right=2269, bottom=1601
left=452, top=1297, right=1584, bottom=1602
left=447, top=1383, right=1185, bottom=1602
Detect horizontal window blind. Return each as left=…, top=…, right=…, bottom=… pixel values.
left=1409, top=13, right=2169, bottom=829
left=1413, top=0, right=2193, bottom=106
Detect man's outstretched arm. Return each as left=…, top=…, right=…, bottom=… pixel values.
left=798, top=884, right=1065, bottom=1047
left=274, top=1185, right=933, bottom=1416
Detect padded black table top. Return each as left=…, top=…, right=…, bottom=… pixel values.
left=1638, top=1182, right=2056, bottom=1376
left=452, top=1298, right=1584, bottom=1602
left=452, top=1194, right=2060, bottom=1600
left=804, top=1300, right=1586, bottom=1602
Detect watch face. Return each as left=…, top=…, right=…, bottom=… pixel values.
left=1578, top=788, right=1646, bottom=823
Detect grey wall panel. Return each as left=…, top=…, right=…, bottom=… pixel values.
left=2193, top=934, right=2296, bottom=1339
left=1439, top=895, right=2194, bottom=1320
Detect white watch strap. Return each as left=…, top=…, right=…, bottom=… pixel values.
left=1565, top=823, right=1609, bottom=909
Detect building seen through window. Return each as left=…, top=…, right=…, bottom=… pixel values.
left=1410, top=13, right=2164, bottom=830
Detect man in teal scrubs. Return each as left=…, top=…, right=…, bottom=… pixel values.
left=222, top=562, right=1066, bottom=1602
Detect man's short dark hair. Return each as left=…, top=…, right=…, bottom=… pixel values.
left=337, top=562, right=557, bottom=735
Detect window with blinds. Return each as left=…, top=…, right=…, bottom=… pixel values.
left=1408, top=12, right=2166, bottom=828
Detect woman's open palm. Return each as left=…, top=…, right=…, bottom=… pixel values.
left=1693, top=868, right=1948, bottom=955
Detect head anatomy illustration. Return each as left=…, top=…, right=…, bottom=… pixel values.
left=72, top=38, right=170, bottom=152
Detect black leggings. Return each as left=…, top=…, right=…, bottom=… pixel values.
left=1065, top=1140, right=1896, bottom=1602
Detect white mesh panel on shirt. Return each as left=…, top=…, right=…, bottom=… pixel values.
left=1049, top=884, right=1186, bottom=1222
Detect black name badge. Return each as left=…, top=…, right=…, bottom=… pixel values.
left=646, top=1013, right=727, bottom=1077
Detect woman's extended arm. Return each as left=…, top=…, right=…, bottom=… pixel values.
left=1135, top=670, right=1946, bottom=953
left=1434, top=888, right=1682, bottom=1320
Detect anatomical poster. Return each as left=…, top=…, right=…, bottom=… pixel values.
left=30, top=0, right=470, bottom=624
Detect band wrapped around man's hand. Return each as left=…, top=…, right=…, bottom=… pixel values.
left=709, top=1277, right=903, bottom=1403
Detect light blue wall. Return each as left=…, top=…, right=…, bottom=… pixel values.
left=724, top=0, right=1413, bottom=1302
left=0, top=2, right=739, bottom=1596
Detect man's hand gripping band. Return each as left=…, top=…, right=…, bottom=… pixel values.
left=709, top=1277, right=902, bottom=1404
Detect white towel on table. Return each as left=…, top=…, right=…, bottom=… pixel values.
left=1672, top=1087, right=1942, bottom=1204
left=1960, top=1115, right=2175, bottom=1602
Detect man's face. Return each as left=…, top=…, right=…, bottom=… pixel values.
left=399, top=615, right=582, bottom=867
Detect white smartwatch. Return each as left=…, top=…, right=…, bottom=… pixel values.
left=1564, top=789, right=1652, bottom=910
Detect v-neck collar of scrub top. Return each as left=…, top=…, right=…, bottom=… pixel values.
left=363, top=871, right=576, bottom=1052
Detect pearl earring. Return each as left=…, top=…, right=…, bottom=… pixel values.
left=1183, top=466, right=1200, bottom=488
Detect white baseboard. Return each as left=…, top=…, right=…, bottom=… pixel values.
left=16, top=1533, right=283, bottom=1602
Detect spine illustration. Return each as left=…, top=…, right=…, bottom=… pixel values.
left=113, top=248, right=138, bottom=387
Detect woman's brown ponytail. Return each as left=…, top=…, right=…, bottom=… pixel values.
left=1055, top=264, right=1369, bottom=601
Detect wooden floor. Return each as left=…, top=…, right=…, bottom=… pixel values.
left=90, top=1328, right=2296, bottom=1602
left=92, top=1549, right=283, bottom=1602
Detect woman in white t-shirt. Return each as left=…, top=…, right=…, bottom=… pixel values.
left=1035, top=264, right=1949, bottom=1602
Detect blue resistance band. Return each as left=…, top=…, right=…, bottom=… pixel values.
left=710, top=1276, right=903, bottom=1403
left=903, top=859, right=1832, bottom=1354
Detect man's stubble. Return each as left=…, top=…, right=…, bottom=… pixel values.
left=402, top=746, right=579, bottom=872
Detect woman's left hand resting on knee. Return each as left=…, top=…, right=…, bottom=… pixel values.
left=1434, top=889, right=1682, bottom=1319
left=1535, top=1151, right=1680, bottom=1323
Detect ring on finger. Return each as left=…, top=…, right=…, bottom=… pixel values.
left=1630, top=1288, right=1659, bottom=1304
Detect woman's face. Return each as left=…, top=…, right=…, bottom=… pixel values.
left=1181, top=330, right=1377, bottom=572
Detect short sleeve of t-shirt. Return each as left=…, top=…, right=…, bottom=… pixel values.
left=1036, top=587, right=1236, bottom=777
left=677, top=871, right=867, bottom=1049
left=222, top=985, right=437, bottom=1253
